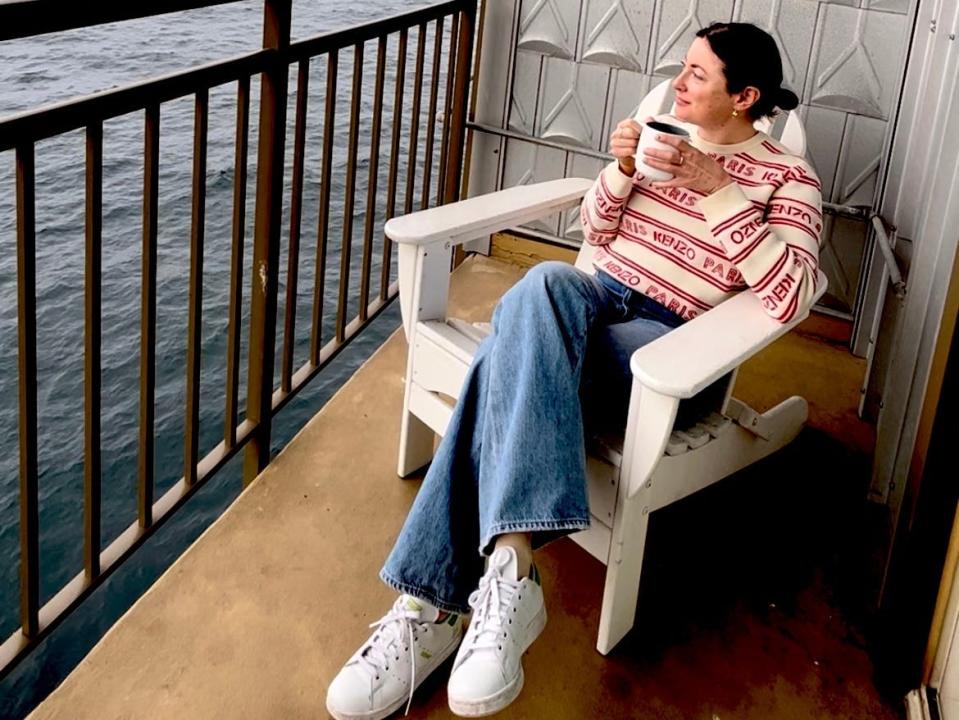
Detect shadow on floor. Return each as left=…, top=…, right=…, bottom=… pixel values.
left=570, top=426, right=898, bottom=717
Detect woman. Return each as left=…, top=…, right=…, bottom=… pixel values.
left=326, top=22, right=822, bottom=720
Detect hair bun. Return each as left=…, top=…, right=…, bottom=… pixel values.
left=776, top=87, right=800, bottom=110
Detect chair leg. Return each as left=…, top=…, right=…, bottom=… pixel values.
left=596, top=496, right=650, bottom=655
left=397, top=408, right=435, bottom=478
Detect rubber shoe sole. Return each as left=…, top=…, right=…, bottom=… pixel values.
left=447, top=604, right=547, bottom=718
left=448, top=665, right=525, bottom=718
left=326, top=629, right=462, bottom=720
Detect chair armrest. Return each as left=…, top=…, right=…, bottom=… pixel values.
left=385, top=177, right=593, bottom=247
left=629, top=271, right=827, bottom=398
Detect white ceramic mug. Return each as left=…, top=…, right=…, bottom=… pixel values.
left=634, top=119, right=690, bottom=182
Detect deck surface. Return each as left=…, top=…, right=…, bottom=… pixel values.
left=29, top=255, right=897, bottom=720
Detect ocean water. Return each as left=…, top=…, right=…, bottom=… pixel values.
left=0, top=1, right=446, bottom=715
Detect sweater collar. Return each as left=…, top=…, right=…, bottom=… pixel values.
left=692, top=129, right=768, bottom=155
left=670, top=117, right=769, bottom=154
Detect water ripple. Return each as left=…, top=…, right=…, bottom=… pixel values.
left=0, top=2, right=440, bottom=715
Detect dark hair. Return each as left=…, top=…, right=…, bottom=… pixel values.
left=695, top=22, right=799, bottom=121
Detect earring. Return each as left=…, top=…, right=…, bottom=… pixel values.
left=732, top=109, right=739, bottom=118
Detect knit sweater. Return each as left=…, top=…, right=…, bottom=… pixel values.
left=580, top=117, right=823, bottom=323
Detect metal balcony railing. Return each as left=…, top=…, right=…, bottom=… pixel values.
left=0, top=0, right=476, bottom=680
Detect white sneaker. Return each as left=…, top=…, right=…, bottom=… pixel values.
left=325, top=595, right=463, bottom=720
left=447, top=546, right=547, bottom=717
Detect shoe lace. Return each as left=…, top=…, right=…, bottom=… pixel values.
left=465, top=564, right=519, bottom=653
left=356, top=598, right=424, bottom=715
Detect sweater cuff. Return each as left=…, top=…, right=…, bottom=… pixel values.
left=696, top=181, right=750, bottom=223
left=602, top=160, right=635, bottom=199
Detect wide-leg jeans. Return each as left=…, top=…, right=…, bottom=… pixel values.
left=380, top=261, right=686, bottom=613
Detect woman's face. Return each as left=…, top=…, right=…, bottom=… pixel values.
left=671, top=37, right=747, bottom=127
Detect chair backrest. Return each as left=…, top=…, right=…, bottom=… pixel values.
left=573, top=78, right=806, bottom=275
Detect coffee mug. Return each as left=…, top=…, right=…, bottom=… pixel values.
left=634, top=119, right=690, bottom=182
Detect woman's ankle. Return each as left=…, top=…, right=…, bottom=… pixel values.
left=493, top=533, right=533, bottom=578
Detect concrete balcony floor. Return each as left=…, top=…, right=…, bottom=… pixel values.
left=30, top=250, right=898, bottom=720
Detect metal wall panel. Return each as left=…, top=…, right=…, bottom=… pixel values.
left=800, top=104, right=845, bottom=201
left=579, top=1, right=654, bottom=71
left=510, top=50, right=543, bottom=136
left=863, top=0, right=911, bottom=14
left=538, top=57, right=611, bottom=148
left=501, top=141, right=568, bottom=234
left=602, top=68, right=652, bottom=143
left=734, top=0, right=818, bottom=95
left=834, top=115, right=887, bottom=207
left=467, top=0, right=917, bottom=318
left=475, top=1, right=520, bottom=131
left=806, top=6, right=908, bottom=119
left=826, top=114, right=889, bottom=307
left=647, top=0, right=736, bottom=74
left=518, top=0, right=582, bottom=58
left=464, top=0, right=520, bottom=249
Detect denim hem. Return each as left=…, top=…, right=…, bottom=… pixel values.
left=378, top=568, right=472, bottom=615
left=480, top=517, right=591, bottom=556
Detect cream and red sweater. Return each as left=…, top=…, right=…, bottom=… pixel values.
left=580, top=118, right=823, bottom=323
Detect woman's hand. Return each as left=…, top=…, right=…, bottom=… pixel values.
left=642, top=134, right=733, bottom=195
left=608, top=117, right=648, bottom=176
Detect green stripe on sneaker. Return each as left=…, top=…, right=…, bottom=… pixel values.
left=405, top=596, right=423, bottom=612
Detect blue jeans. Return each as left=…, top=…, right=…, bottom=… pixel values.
left=380, top=262, right=685, bottom=613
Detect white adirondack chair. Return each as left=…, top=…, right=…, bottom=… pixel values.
left=386, top=86, right=825, bottom=655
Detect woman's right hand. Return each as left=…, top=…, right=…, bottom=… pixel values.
left=608, top=117, right=648, bottom=176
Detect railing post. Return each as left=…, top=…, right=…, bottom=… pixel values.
left=441, top=0, right=476, bottom=208
left=243, top=0, right=292, bottom=486
left=16, top=142, right=39, bottom=639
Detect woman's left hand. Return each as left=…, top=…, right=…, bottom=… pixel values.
left=642, top=134, right=733, bottom=195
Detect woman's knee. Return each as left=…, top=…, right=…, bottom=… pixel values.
left=511, top=261, right=587, bottom=303
left=496, top=261, right=593, bottom=321
left=523, top=261, right=582, bottom=287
